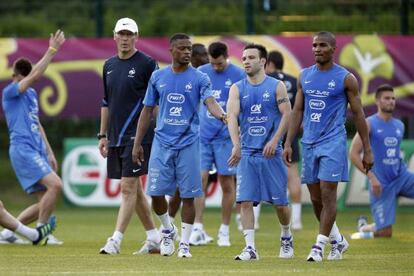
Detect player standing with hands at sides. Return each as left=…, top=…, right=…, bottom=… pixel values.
left=283, top=31, right=373, bottom=262
left=99, top=18, right=160, bottom=255
left=1, top=30, right=64, bottom=245
left=350, top=84, right=414, bottom=239
left=132, top=33, right=226, bottom=258
left=227, top=44, right=294, bottom=261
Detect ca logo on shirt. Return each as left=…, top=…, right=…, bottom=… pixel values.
left=169, top=106, right=182, bottom=116
left=250, top=104, right=262, bottom=114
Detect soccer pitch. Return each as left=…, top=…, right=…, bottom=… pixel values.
left=0, top=207, right=413, bottom=275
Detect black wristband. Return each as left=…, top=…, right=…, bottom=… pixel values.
left=97, top=133, right=107, bottom=140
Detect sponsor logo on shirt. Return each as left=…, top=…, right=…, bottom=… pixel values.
left=310, top=112, right=322, bottom=122
left=247, top=116, right=268, bottom=124
left=167, top=93, right=185, bottom=104
left=212, top=89, right=222, bottom=99
left=250, top=104, right=262, bottom=114
left=305, top=89, right=330, bottom=98
left=384, top=137, right=398, bottom=147
left=169, top=106, right=182, bottom=116
left=248, top=126, right=266, bottom=136
left=309, top=99, right=326, bottom=110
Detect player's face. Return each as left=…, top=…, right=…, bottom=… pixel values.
left=377, top=91, right=396, bottom=113
left=242, top=49, right=265, bottom=77
left=192, top=51, right=209, bottom=68
left=171, top=39, right=192, bottom=65
left=312, top=36, right=335, bottom=65
left=114, top=30, right=137, bottom=54
left=210, top=55, right=228, bottom=73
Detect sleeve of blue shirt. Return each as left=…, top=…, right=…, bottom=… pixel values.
left=3, top=83, right=20, bottom=100
left=143, top=73, right=159, bottom=107
left=199, top=72, right=213, bottom=104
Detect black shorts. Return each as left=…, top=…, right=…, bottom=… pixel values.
left=107, top=144, right=151, bottom=179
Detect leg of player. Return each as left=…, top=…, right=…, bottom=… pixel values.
left=189, top=171, right=209, bottom=246
left=288, top=162, right=302, bottom=230
left=235, top=202, right=258, bottom=261
left=168, top=189, right=181, bottom=223
left=274, top=205, right=294, bottom=258
left=178, top=198, right=195, bottom=258
left=217, top=174, right=235, bottom=246
left=253, top=203, right=261, bottom=230
left=133, top=178, right=161, bottom=255
left=153, top=196, right=177, bottom=257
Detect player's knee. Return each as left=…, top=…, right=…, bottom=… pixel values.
left=120, top=180, right=136, bottom=196
left=49, top=178, right=63, bottom=194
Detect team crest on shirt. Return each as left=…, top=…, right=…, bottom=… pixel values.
left=225, top=78, right=232, bottom=88
left=328, top=80, right=336, bottom=90
left=128, top=67, right=136, bottom=78
left=263, top=91, right=270, bottom=101
left=396, top=128, right=402, bottom=136
left=185, top=82, right=192, bottom=92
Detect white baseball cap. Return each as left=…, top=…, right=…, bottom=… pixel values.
left=114, top=17, right=138, bottom=34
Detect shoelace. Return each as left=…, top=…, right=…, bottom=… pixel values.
left=281, top=240, right=291, bottom=253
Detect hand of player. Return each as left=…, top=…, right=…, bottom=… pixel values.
left=98, top=138, right=108, bottom=158
left=282, top=145, right=293, bottom=167
left=49, top=29, right=65, bottom=51
left=369, top=174, right=382, bottom=197
left=362, top=149, right=374, bottom=174
left=132, top=144, right=144, bottom=166
left=228, top=144, right=241, bottom=167
left=263, top=140, right=277, bottom=159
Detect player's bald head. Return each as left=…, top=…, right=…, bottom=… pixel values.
left=314, top=31, right=336, bottom=48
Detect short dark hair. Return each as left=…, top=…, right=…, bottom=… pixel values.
left=208, top=42, right=228, bottom=59
left=244, top=44, right=267, bottom=60
left=314, top=31, right=336, bottom=47
left=375, top=84, right=394, bottom=99
left=169, top=33, right=190, bottom=45
left=192, top=43, right=206, bottom=57
left=13, top=58, right=32, bottom=77
left=267, top=51, right=284, bottom=70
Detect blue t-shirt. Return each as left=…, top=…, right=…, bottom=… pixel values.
left=301, top=64, right=349, bottom=145
left=143, top=65, right=213, bottom=149
left=236, top=76, right=282, bottom=156
left=368, top=114, right=406, bottom=186
left=198, top=63, right=245, bottom=143
left=2, top=82, right=46, bottom=152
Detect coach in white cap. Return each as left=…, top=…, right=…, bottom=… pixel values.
left=99, top=17, right=161, bottom=255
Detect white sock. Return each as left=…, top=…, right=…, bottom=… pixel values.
left=1, top=228, right=14, bottom=239
left=181, top=222, right=193, bottom=245
left=169, top=216, right=175, bottom=224
left=16, top=222, right=38, bottom=241
left=329, top=222, right=342, bottom=242
left=219, top=224, right=229, bottom=235
left=280, top=224, right=291, bottom=238
left=158, top=213, right=173, bottom=230
left=193, top=222, right=203, bottom=231
left=291, top=203, right=302, bottom=223
left=243, top=229, right=255, bottom=249
left=146, top=229, right=161, bottom=243
left=253, top=204, right=261, bottom=225
left=112, top=230, right=123, bottom=243
left=316, top=234, right=329, bottom=252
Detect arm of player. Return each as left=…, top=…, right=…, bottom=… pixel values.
left=39, top=123, right=58, bottom=172
left=205, top=97, right=227, bottom=124
left=263, top=81, right=291, bottom=159
left=18, top=30, right=65, bottom=93
left=349, top=126, right=382, bottom=196
left=132, top=106, right=154, bottom=166
left=346, top=73, right=374, bottom=173
left=283, top=73, right=304, bottom=166
left=226, top=84, right=241, bottom=167
left=98, top=107, right=109, bottom=158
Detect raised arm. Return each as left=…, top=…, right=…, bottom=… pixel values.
left=283, top=73, right=304, bottom=165
left=346, top=73, right=374, bottom=173
left=226, top=84, right=241, bottom=167
left=263, top=81, right=291, bottom=158
left=18, top=30, right=65, bottom=93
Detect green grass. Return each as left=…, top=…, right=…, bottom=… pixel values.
left=0, top=207, right=413, bottom=275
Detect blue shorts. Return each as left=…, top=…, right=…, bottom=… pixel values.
left=236, top=153, right=288, bottom=206
left=370, top=170, right=414, bottom=231
left=301, top=135, right=349, bottom=184
left=200, top=139, right=236, bottom=175
left=9, top=144, right=51, bottom=194
left=146, top=138, right=203, bottom=198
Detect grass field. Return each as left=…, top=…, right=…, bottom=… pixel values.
left=0, top=207, right=413, bottom=275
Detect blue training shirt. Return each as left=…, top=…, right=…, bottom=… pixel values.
left=301, top=64, right=349, bottom=145
left=2, top=82, right=46, bottom=152
left=368, top=114, right=406, bottom=186
left=143, top=65, right=213, bottom=149
left=198, top=63, right=245, bottom=143
left=236, top=76, right=282, bottom=156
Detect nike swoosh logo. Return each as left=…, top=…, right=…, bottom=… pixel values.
left=304, top=80, right=312, bottom=84
left=159, top=84, right=167, bottom=88
left=192, top=189, right=200, bottom=193
left=272, top=197, right=279, bottom=200
left=243, top=95, right=249, bottom=99
left=107, top=70, right=113, bottom=75
left=332, top=173, right=340, bottom=177
left=133, top=168, right=141, bottom=173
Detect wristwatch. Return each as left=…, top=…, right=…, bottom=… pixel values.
left=220, top=113, right=227, bottom=122
left=97, top=133, right=107, bottom=140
